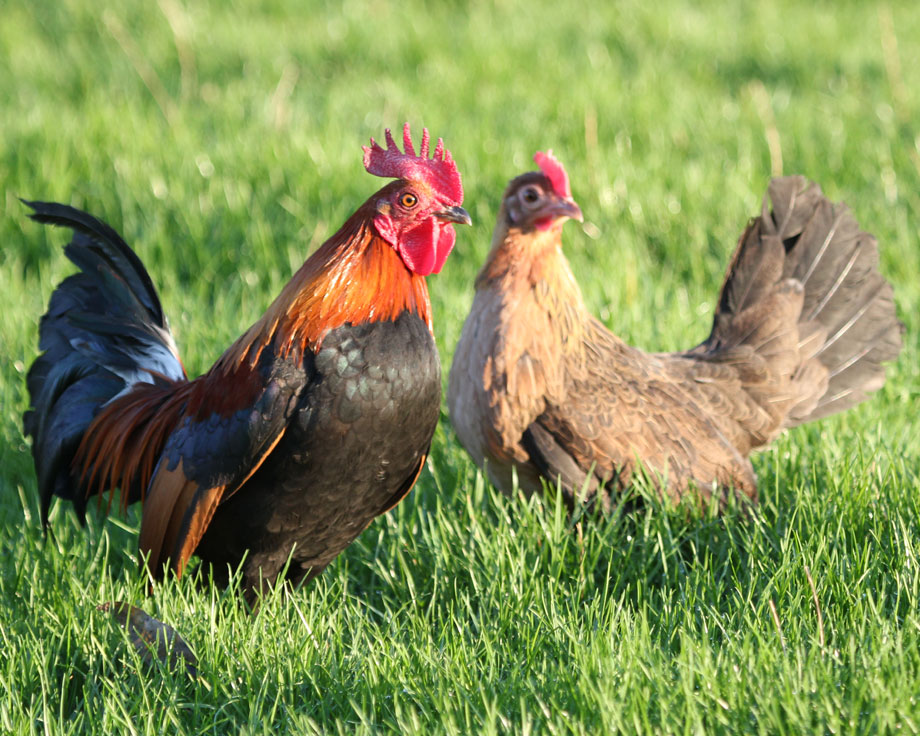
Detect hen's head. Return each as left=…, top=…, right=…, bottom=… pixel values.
left=501, top=151, right=583, bottom=233
left=364, top=123, right=471, bottom=276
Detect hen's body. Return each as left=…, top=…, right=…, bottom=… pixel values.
left=449, top=164, right=902, bottom=509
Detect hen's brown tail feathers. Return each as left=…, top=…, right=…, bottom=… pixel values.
left=699, top=176, right=902, bottom=443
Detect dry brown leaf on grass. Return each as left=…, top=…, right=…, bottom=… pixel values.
left=99, top=601, right=198, bottom=676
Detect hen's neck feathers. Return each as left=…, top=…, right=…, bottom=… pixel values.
left=222, top=203, right=432, bottom=372
left=477, top=216, right=630, bottom=360
left=478, top=217, right=585, bottom=308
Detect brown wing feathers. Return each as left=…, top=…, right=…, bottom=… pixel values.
left=138, top=460, right=209, bottom=576
left=138, top=459, right=229, bottom=577
left=143, top=422, right=291, bottom=576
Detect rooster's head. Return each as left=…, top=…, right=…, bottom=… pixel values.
left=363, top=123, right=471, bottom=276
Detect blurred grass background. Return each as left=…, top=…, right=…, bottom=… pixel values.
left=1, top=1, right=918, bottom=733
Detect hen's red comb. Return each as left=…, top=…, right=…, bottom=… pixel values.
left=363, top=123, right=463, bottom=206
left=534, top=150, right=572, bottom=200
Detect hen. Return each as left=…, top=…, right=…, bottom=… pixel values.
left=448, top=152, right=901, bottom=509
left=24, top=124, right=470, bottom=593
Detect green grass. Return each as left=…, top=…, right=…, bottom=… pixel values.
left=2, top=0, right=919, bottom=733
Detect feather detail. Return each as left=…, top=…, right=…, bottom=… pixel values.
left=74, top=202, right=429, bottom=512
left=75, top=380, right=197, bottom=509
left=153, top=418, right=288, bottom=578
left=22, top=201, right=187, bottom=522
left=75, top=350, right=278, bottom=508
left=139, top=459, right=204, bottom=574
left=220, top=204, right=432, bottom=372
left=138, top=457, right=232, bottom=577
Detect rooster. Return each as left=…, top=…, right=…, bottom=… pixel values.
left=24, top=124, right=471, bottom=593
left=448, top=151, right=902, bottom=509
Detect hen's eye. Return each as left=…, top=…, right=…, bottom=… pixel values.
left=400, top=192, right=418, bottom=208
left=521, top=186, right=541, bottom=205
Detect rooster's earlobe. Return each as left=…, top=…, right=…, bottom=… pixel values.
left=372, top=212, right=398, bottom=247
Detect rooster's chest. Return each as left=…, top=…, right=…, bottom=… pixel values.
left=217, top=313, right=439, bottom=545
left=288, top=313, right=442, bottom=476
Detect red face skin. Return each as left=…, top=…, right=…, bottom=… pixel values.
left=372, top=183, right=459, bottom=276
left=361, top=124, right=468, bottom=276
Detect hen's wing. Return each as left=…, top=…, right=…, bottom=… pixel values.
left=519, top=320, right=760, bottom=508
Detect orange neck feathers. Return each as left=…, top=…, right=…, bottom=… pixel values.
left=221, top=205, right=432, bottom=372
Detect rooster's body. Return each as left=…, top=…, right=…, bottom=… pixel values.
left=24, top=125, right=470, bottom=593
left=448, top=153, right=902, bottom=509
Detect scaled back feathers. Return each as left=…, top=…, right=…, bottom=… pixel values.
left=363, top=123, right=463, bottom=206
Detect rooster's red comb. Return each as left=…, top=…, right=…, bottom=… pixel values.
left=363, top=123, right=463, bottom=206
left=534, top=150, right=572, bottom=200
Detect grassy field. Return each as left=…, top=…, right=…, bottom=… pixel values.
left=2, top=0, right=919, bottom=733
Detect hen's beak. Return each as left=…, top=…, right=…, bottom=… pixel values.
left=436, top=205, right=473, bottom=226
left=552, top=198, right=583, bottom=223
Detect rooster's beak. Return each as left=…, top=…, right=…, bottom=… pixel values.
left=436, top=205, right=472, bottom=226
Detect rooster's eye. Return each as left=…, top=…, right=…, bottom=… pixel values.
left=521, top=186, right=541, bottom=205
left=399, top=192, right=418, bottom=208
